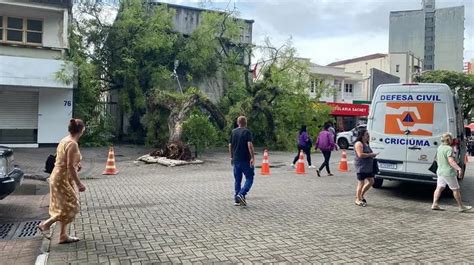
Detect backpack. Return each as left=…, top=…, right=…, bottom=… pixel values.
left=44, top=154, right=56, bottom=174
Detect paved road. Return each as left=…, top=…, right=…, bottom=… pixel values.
left=39, top=147, right=473, bottom=264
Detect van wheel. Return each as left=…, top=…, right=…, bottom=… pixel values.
left=338, top=138, right=349, bottom=150
left=373, top=178, right=383, bottom=188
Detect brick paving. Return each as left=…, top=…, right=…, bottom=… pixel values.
left=41, top=147, right=474, bottom=264
left=0, top=179, right=50, bottom=265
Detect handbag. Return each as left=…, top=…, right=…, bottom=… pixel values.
left=428, top=151, right=437, bottom=174
left=373, top=158, right=380, bottom=174
left=428, top=160, right=438, bottom=174
left=44, top=154, right=57, bottom=174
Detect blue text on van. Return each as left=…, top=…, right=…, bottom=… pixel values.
left=380, top=95, right=441, bottom=101
left=384, top=138, right=431, bottom=147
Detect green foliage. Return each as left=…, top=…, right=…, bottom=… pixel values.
left=71, top=1, right=330, bottom=151
left=274, top=97, right=332, bottom=150
left=63, top=3, right=115, bottom=146
left=182, top=113, right=219, bottom=155
left=80, top=114, right=115, bottom=147
left=415, top=70, right=474, bottom=119
left=221, top=39, right=330, bottom=150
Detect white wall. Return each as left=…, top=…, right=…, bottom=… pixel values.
left=389, top=53, right=408, bottom=83
left=341, top=57, right=390, bottom=77
left=37, top=87, right=73, bottom=144
left=0, top=55, right=74, bottom=89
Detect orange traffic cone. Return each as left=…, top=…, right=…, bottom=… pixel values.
left=296, top=150, right=306, bottom=174
left=102, top=146, right=118, bottom=175
left=260, top=149, right=270, bottom=175
left=338, top=149, right=349, bottom=172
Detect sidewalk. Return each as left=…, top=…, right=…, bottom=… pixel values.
left=1, top=145, right=151, bottom=265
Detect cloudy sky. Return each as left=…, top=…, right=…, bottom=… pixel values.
left=157, top=0, right=473, bottom=65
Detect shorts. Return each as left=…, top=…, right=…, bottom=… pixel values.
left=437, top=175, right=460, bottom=190
left=357, top=173, right=374, bottom=181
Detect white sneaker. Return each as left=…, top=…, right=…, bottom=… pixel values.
left=290, top=163, right=295, bottom=168
left=308, top=165, right=316, bottom=169
left=459, top=205, right=472, bottom=212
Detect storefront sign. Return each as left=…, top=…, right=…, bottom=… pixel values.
left=327, top=102, right=369, bottom=116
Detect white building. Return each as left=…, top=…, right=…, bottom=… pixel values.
left=327, top=52, right=422, bottom=99
left=0, top=0, right=75, bottom=147
left=308, top=63, right=366, bottom=103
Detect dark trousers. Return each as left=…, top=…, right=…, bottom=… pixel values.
left=318, top=150, right=332, bottom=173
left=233, top=160, right=255, bottom=200
left=293, top=145, right=312, bottom=166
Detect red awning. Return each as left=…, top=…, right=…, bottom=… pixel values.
left=327, top=102, right=369, bottom=116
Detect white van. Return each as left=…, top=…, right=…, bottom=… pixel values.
left=368, top=83, right=468, bottom=188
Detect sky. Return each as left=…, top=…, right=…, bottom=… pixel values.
left=155, top=0, right=473, bottom=66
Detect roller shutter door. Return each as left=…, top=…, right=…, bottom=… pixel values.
left=0, top=90, right=39, bottom=129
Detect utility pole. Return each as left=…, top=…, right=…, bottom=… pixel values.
left=173, top=59, right=183, bottom=94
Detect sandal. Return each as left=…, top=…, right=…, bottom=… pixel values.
left=36, top=224, right=51, bottom=240
left=431, top=205, right=445, bottom=211
left=59, top=236, right=80, bottom=244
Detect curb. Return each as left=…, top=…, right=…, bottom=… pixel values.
left=34, top=223, right=55, bottom=265
left=24, top=174, right=49, bottom=181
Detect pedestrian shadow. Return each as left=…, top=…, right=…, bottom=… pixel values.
left=375, top=181, right=438, bottom=202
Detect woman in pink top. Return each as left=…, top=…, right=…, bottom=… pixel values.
left=315, top=123, right=338, bottom=177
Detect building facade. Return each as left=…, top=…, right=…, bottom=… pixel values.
left=0, top=0, right=74, bottom=147
left=308, top=62, right=369, bottom=131
left=327, top=52, right=421, bottom=99
left=152, top=1, right=253, bottom=102
left=389, top=0, right=464, bottom=72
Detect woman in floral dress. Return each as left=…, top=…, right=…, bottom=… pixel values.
left=37, top=119, right=86, bottom=243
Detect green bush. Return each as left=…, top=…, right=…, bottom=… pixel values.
left=182, top=113, right=219, bottom=156
left=80, top=114, right=115, bottom=147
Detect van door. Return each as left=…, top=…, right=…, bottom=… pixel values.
left=405, top=89, right=446, bottom=177
left=369, top=91, right=408, bottom=175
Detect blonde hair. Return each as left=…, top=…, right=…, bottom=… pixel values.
left=440, top=132, right=453, bottom=144
left=237, top=116, right=247, bottom=127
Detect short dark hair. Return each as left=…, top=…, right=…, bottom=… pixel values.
left=356, top=129, right=368, bottom=143
left=68, top=119, right=85, bottom=134
left=299, top=125, right=307, bottom=134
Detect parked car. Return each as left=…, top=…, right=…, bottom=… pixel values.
left=0, top=146, right=24, bottom=200
left=336, top=124, right=367, bottom=150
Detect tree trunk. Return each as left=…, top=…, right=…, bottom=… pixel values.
left=167, top=93, right=225, bottom=143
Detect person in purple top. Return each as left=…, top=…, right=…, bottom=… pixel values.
left=291, top=125, right=314, bottom=168
left=314, top=123, right=338, bottom=177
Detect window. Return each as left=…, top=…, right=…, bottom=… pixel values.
left=344, top=83, right=353, bottom=94
left=310, top=80, right=315, bottom=93
left=1, top=16, right=43, bottom=45
left=426, top=27, right=433, bottom=32
left=425, top=46, right=433, bottom=51
left=396, top=64, right=400, bottom=73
